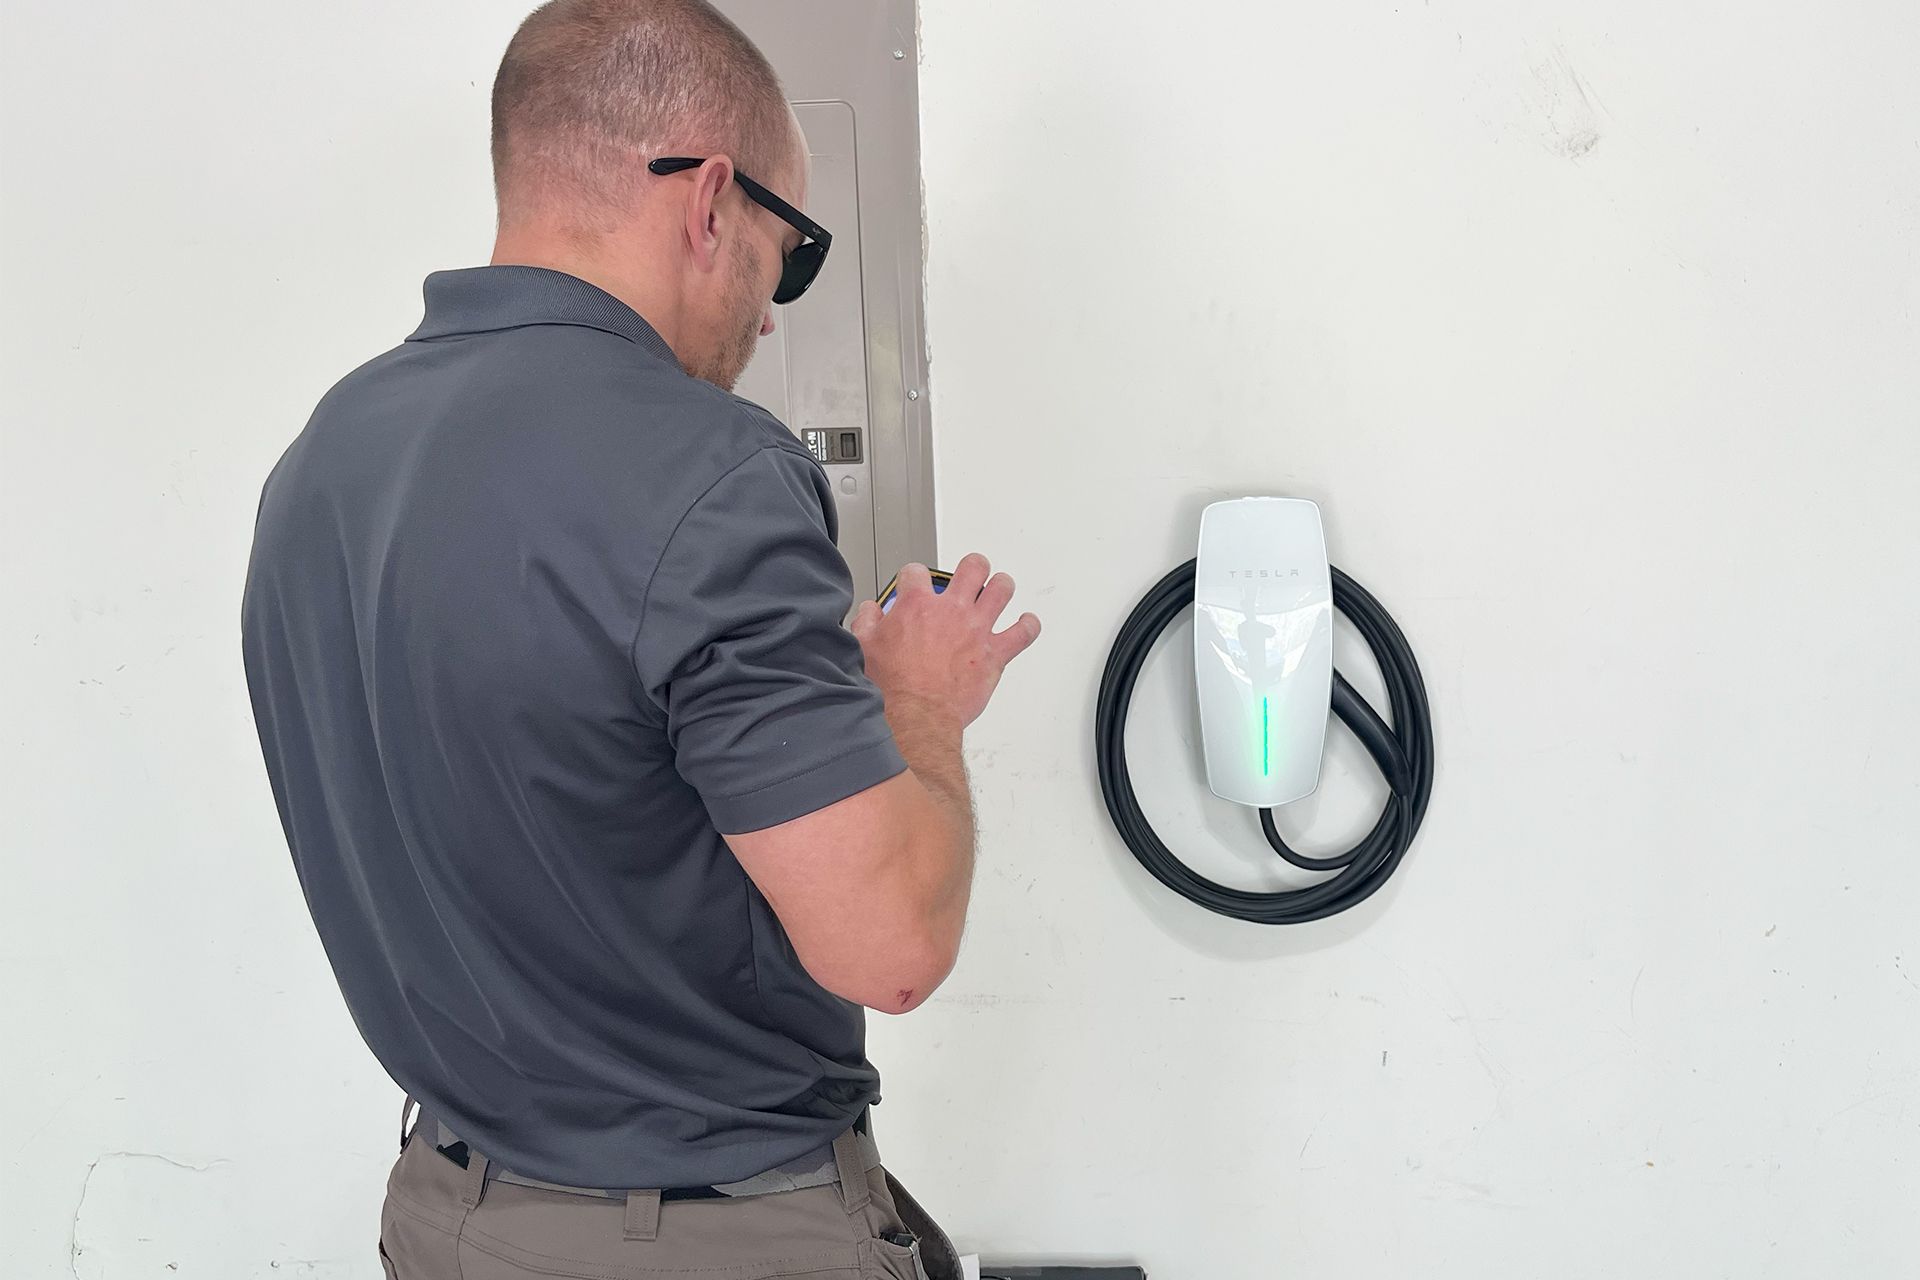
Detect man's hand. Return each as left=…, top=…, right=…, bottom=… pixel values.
left=849, top=553, right=1041, bottom=730
left=724, top=553, right=1037, bottom=1015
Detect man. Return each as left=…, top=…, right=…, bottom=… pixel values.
left=240, top=1, right=1038, bottom=1276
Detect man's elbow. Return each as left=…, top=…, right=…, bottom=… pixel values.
left=871, top=944, right=956, bottom=1016
left=815, top=935, right=959, bottom=1016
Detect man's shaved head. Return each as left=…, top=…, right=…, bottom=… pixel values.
left=491, top=0, right=795, bottom=225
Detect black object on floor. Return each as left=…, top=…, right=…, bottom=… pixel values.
left=980, top=1269, right=1147, bottom=1279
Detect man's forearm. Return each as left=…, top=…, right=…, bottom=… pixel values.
left=886, top=694, right=972, bottom=821
left=882, top=692, right=976, bottom=931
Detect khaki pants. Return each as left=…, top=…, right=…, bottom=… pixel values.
left=379, top=1115, right=960, bottom=1280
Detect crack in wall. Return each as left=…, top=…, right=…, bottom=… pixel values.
left=70, top=1151, right=226, bottom=1280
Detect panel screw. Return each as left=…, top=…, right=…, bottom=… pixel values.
left=892, top=49, right=906, bottom=60
left=907, top=388, right=920, bottom=400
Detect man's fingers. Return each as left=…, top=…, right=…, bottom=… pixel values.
left=849, top=599, right=882, bottom=638
left=894, top=562, right=934, bottom=599
left=988, top=612, right=1042, bottom=665
left=975, top=572, right=1015, bottom=626
left=946, top=552, right=991, bottom=602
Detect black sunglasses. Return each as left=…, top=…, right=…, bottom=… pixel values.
left=647, top=156, right=831, bottom=305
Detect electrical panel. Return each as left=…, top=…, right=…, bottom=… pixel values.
left=716, top=0, right=935, bottom=603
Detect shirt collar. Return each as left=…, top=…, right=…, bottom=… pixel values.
left=406, top=265, right=678, bottom=364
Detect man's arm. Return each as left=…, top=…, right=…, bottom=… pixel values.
left=725, top=555, right=1037, bottom=1014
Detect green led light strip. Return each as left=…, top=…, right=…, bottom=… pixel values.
left=1262, top=696, right=1270, bottom=776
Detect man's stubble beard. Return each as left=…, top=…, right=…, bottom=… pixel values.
left=694, top=240, right=768, bottom=393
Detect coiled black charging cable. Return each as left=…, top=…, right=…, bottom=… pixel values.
left=1095, top=561, right=1435, bottom=923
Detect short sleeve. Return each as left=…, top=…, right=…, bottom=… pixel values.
left=632, top=446, right=907, bottom=833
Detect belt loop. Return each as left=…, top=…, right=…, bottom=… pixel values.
left=623, top=1189, right=661, bottom=1242
left=399, top=1096, right=418, bottom=1153
left=459, top=1151, right=490, bottom=1211
left=833, top=1128, right=870, bottom=1216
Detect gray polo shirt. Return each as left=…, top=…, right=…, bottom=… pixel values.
left=241, top=266, right=907, bottom=1188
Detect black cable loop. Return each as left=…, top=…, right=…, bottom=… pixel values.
left=1095, top=560, right=1434, bottom=924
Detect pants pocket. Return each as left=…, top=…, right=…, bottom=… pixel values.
left=866, top=1236, right=932, bottom=1280
left=879, top=1172, right=962, bottom=1280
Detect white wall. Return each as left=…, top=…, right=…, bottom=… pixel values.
left=5, top=2, right=1918, bottom=1278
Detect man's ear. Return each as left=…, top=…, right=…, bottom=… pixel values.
left=682, top=156, right=735, bottom=273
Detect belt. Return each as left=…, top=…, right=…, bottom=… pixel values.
left=401, top=1097, right=883, bottom=1204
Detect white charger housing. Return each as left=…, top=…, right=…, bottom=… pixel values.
left=1193, top=497, right=1334, bottom=807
